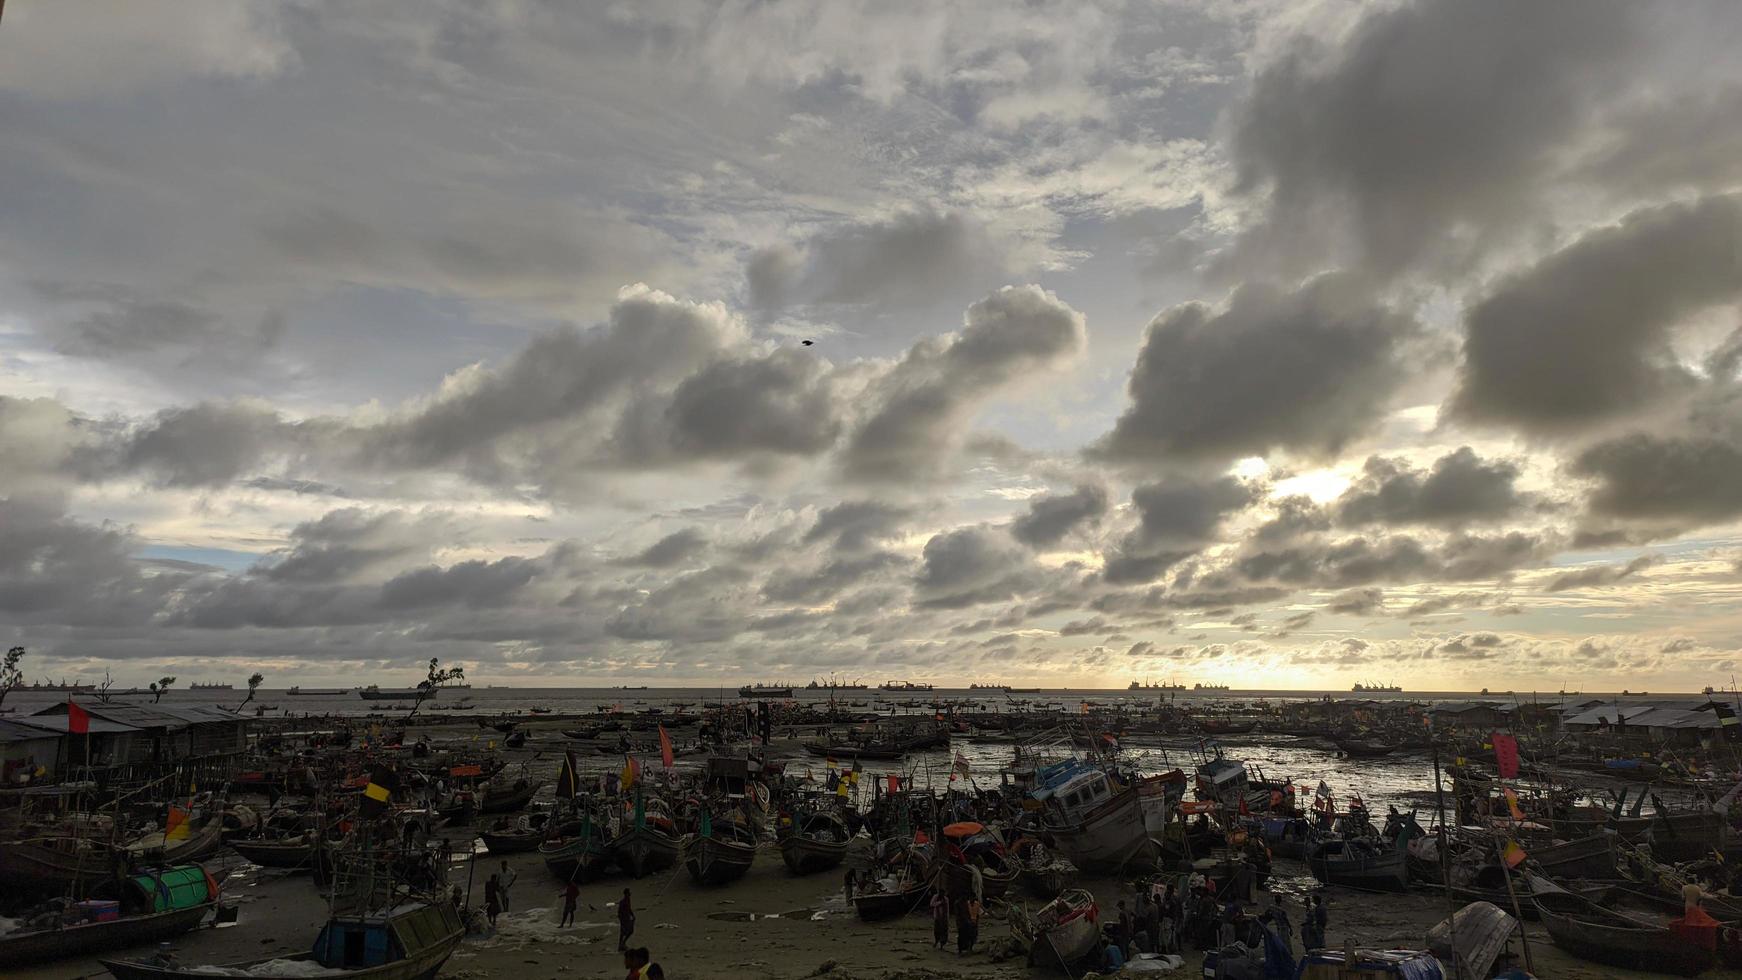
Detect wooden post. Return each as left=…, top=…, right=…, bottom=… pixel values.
left=1433, top=735, right=1464, bottom=980
left=1496, top=837, right=1535, bottom=972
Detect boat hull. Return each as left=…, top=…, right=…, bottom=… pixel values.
left=100, top=917, right=463, bottom=980
left=853, top=884, right=928, bottom=921
left=1046, top=775, right=1176, bottom=874
left=1307, top=840, right=1408, bottom=893
left=684, top=834, right=756, bottom=885
left=610, top=826, right=681, bottom=878
left=1534, top=893, right=1711, bottom=976
left=0, top=902, right=212, bottom=968
left=779, top=835, right=846, bottom=875
left=228, top=839, right=317, bottom=869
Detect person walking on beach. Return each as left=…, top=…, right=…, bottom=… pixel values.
left=1265, top=894, right=1293, bottom=957
left=617, top=888, right=636, bottom=951
left=559, top=881, right=579, bottom=927
left=484, top=874, right=502, bottom=929
left=1311, top=893, right=1328, bottom=942
left=498, top=860, right=516, bottom=912
left=930, top=889, right=950, bottom=949
left=954, top=897, right=980, bottom=955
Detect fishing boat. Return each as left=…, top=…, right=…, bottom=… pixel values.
left=1307, top=837, right=1409, bottom=892
left=1009, top=888, right=1100, bottom=970
left=1034, top=761, right=1183, bottom=874
left=609, top=803, right=683, bottom=878
left=778, top=811, right=850, bottom=875
left=1334, top=736, right=1399, bottom=758
left=683, top=821, right=758, bottom=885
left=101, top=901, right=464, bottom=980
left=1532, top=891, right=1711, bottom=975
left=478, top=779, right=542, bottom=814
left=0, top=865, right=218, bottom=968
left=1011, top=839, right=1068, bottom=899
left=1529, top=834, right=1616, bottom=879
left=540, top=821, right=612, bottom=881
left=0, top=836, right=116, bottom=890
left=228, top=836, right=319, bottom=870
left=1648, top=808, right=1728, bottom=863
left=852, top=879, right=930, bottom=921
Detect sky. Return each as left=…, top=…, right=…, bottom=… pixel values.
left=1, top=0, right=1740, bottom=691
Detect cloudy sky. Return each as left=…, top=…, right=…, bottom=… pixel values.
left=2, top=0, right=1740, bottom=691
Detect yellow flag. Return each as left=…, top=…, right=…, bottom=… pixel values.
left=1502, top=839, right=1526, bottom=868
left=165, top=805, right=191, bottom=842
left=1503, top=787, right=1525, bottom=821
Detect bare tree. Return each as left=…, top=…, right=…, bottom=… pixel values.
left=0, top=647, right=23, bottom=711
left=149, top=676, right=177, bottom=703
left=236, top=672, right=265, bottom=712
left=405, top=659, right=463, bottom=721
left=96, top=670, right=115, bottom=703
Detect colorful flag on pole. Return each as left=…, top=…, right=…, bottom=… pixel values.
left=621, top=755, right=640, bottom=791
left=952, top=752, right=970, bottom=780
left=887, top=774, right=900, bottom=794
left=1712, top=701, right=1741, bottom=743
left=556, top=750, right=580, bottom=798
left=1491, top=732, right=1520, bottom=779
left=165, top=804, right=191, bottom=842
left=1502, top=839, right=1527, bottom=868
left=658, top=725, right=674, bottom=770
left=1503, top=787, right=1526, bottom=821
left=360, top=764, right=397, bottom=817
left=67, top=701, right=90, bottom=735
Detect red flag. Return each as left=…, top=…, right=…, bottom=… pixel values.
left=67, top=701, right=90, bottom=735
left=658, top=725, right=674, bottom=770
left=887, top=774, right=900, bottom=794
left=1492, top=732, right=1520, bottom=779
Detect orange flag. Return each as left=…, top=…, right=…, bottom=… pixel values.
left=658, top=725, right=674, bottom=770
left=1502, top=839, right=1526, bottom=868
left=165, top=804, right=191, bottom=842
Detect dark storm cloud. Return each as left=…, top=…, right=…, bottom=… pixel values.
left=1101, top=476, right=1259, bottom=585
left=1545, top=555, right=1655, bottom=592
left=378, top=557, right=541, bottom=610
left=1253, top=496, right=1332, bottom=543
left=605, top=567, right=755, bottom=643
left=1010, top=484, right=1109, bottom=548
left=803, top=501, right=913, bottom=553
left=116, top=402, right=296, bottom=488
left=914, top=526, right=1041, bottom=609
left=620, top=528, right=710, bottom=569
left=1325, top=587, right=1385, bottom=616
left=0, top=497, right=186, bottom=628
left=256, top=509, right=444, bottom=585
left=1229, top=0, right=1642, bottom=276
left=761, top=551, right=909, bottom=604
left=1096, top=276, right=1418, bottom=463
left=747, top=209, right=1016, bottom=311
left=1335, top=447, right=1527, bottom=528
left=1449, top=194, right=1742, bottom=433
left=611, top=349, right=843, bottom=465
left=841, top=285, right=1086, bottom=481
left=1236, top=531, right=1544, bottom=589
left=1572, top=432, right=1742, bottom=527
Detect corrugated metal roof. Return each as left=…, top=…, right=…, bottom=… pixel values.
left=9, top=714, right=139, bottom=734
left=0, top=718, right=71, bottom=743
left=31, top=702, right=241, bottom=729
left=1562, top=702, right=1716, bottom=728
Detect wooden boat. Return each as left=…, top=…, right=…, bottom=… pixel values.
left=1334, top=737, right=1398, bottom=758
left=1446, top=868, right=1612, bottom=918
left=852, top=880, right=929, bottom=921
left=0, top=836, right=116, bottom=890
left=1530, top=834, right=1615, bottom=879
left=778, top=811, right=849, bottom=875
left=433, top=795, right=476, bottom=826
left=1649, top=809, right=1728, bottom=863
left=1012, top=841, right=1068, bottom=900
left=1010, top=888, right=1100, bottom=970
left=941, top=854, right=1016, bottom=900
left=0, top=865, right=216, bottom=968
left=1307, top=837, right=1408, bottom=892
left=1038, top=765, right=1183, bottom=874
left=1533, top=891, right=1712, bottom=976
left=540, top=826, right=612, bottom=882
left=610, top=824, right=682, bottom=878
left=684, top=822, right=758, bottom=885
left=478, top=779, right=542, bottom=814
left=102, top=900, right=463, bottom=980
left=228, top=837, right=319, bottom=870
left=802, top=741, right=907, bottom=761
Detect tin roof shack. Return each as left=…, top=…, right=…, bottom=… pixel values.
left=1430, top=701, right=1514, bottom=732
left=0, top=718, right=63, bottom=787
left=30, top=702, right=249, bottom=795
left=1561, top=700, right=1721, bottom=748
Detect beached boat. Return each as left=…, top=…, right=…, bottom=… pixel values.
left=540, top=824, right=612, bottom=882
left=101, top=901, right=463, bottom=980
left=610, top=819, right=682, bottom=878
left=778, top=811, right=850, bottom=875
left=0, top=836, right=115, bottom=890
left=0, top=865, right=217, bottom=968
left=1009, top=888, right=1100, bottom=970
left=1533, top=891, right=1711, bottom=975
left=1012, top=840, right=1068, bottom=899
left=852, top=880, right=930, bottom=921
left=1648, top=809, right=1728, bottom=863
left=478, top=779, right=542, bottom=814
left=1307, top=837, right=1409, bottom=892
left=1035, top=762, right=1183, bottom=874
left=1296, top=948, right=1447, bottom=979
left=1334, top=737, right=1399, bottom=758
left=683, top=822, right=758, bottom=885
left=1530, top=834, right=1616, bottom=879
left=228, top=836, right=319, bottom=870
